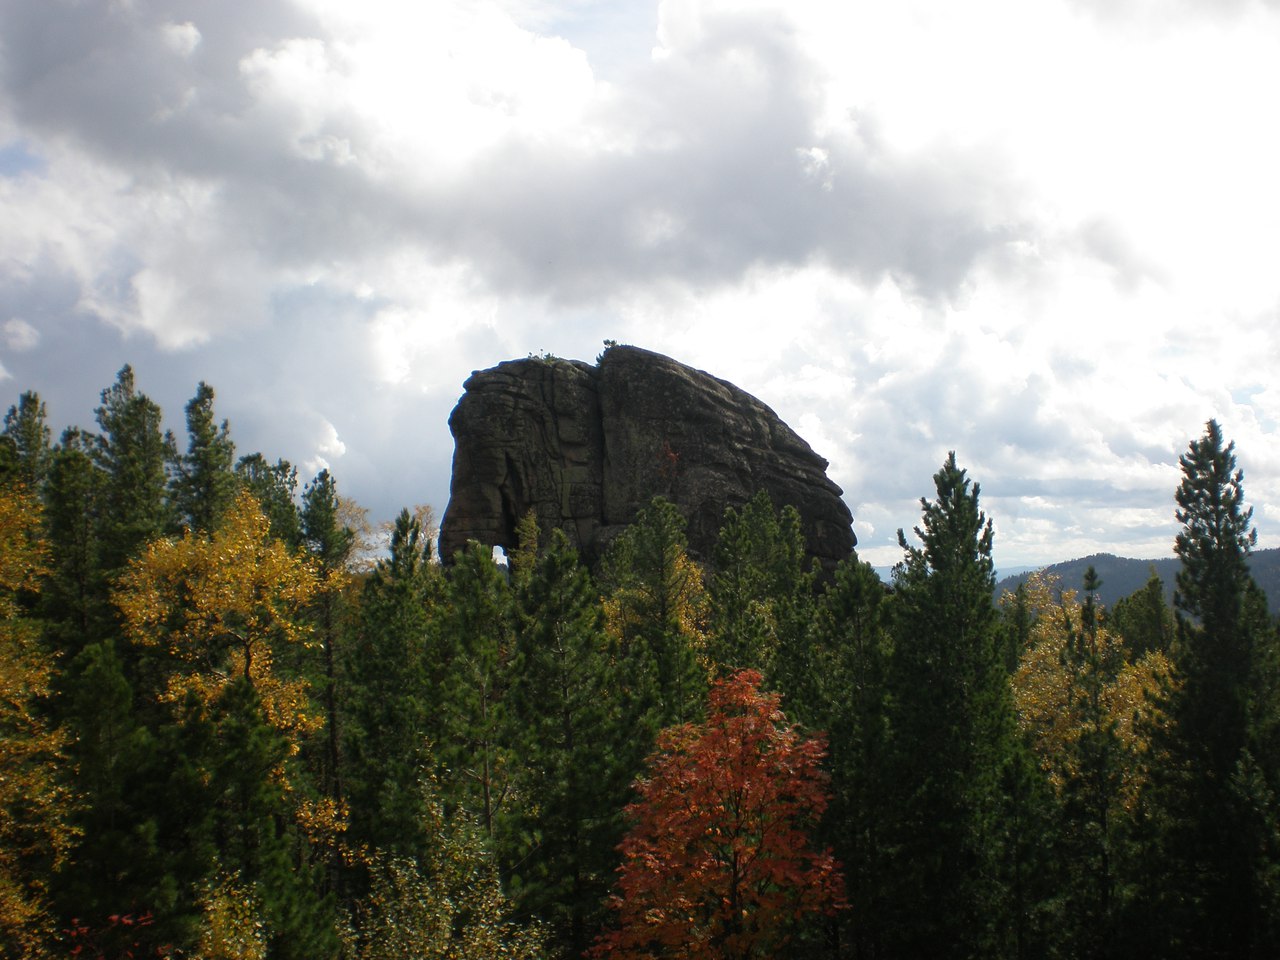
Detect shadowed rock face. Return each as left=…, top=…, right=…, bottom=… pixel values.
left=439, top=345, right=855, bottom=571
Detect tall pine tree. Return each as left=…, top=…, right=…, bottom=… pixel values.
left=511, top=527, right=626, bottom=958
left=170, top=382, right=237, bottom=533
left=345, top=508, right=440, bottom=861
left=1140, top=420, right=1276, bottom=957
left=883, top=452, right=1023, bottom=958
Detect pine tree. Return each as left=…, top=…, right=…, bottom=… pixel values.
left=1111, top=568, right=1174, bottom=658
left=2, top=391, right=51, bottom=490
left=510, top=528, right=626, bottom=958
left=345, top=508, right=440, bottom=861
left=300, top=470, right=356, bottom=835
left=170, top=382, right=237, bottom=533
left=235, top=453, right=302, bottom=548
left=41, top=429, right=108, bottom=657
left=600, top=497, right=708, bottom=733
left=1060, top=567, right=1126, bottom=958
left=707, top=492, right=816, bottom=718
left=92, top=365, right=175, bottom=575
left=810, top=555, right=893, bottom=958
left=208, top=678, right=340, bottom=960
left=436, top=542, right=517, bottom=840
left=882, top=452, right=1022, bottom=958
left=1141, top=420, right=1274, bottom=957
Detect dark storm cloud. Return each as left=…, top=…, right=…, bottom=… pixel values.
left=0, top=0, right=321, bottom=173
left=441, top=11, right=1017, bottom=302
left=0, top=0, right=1019, bottom=315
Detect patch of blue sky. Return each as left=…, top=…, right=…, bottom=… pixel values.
left=0, top=141, right=46, bottom=177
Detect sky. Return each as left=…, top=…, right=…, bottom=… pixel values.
left=2, top=0, right=1279, bottom=572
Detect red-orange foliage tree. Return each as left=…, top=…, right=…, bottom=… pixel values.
left=592, top=669, right=844, bottom=960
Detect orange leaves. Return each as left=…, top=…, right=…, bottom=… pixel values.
left=594, top=670, right=844, bottom=960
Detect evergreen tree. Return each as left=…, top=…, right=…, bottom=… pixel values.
left=510, top=528, right=626, bottom=958
left=209, top=678, right=340, bottom=960
left=436, top=542, right=517, bottom=840
left=300, top=470, right=356, bottom=826
left=170, top=382, right=237, bottom=533
left=1141, top=420, right=1274, bottom=957
left=882, top=452, right=1022, bottom=958
left=1111, top=568, right=1174, bottom=658
left=707, top=492, right=817, bottom=719
left=236, top=453, right=302, bottom=548
left=1059, top=567, right=1126, bottom=959
left=56, top=641, right=216, bottom=953
left=92, top=365, right=175, bottom=574
left=600, top=496, right=708, bottom=734
left=41, top=429, right=108, bottom=657
left=2, top=390, right=51, bottom=490
left=810, top=555, right=893, bottom=959
left=345, top=508, right=440, bottom=861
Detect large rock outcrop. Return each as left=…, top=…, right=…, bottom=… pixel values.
left=439, top=345, right=855, bottom=571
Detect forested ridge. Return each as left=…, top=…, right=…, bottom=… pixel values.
left=2, top=367, right=1280, bottom=959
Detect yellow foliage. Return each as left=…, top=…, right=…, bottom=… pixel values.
left=351, top=788, right=544, bottom=960
left=196, top=868, right=268, bottom=960
left=1008, top=572, right=1172, bottom=809
left=115, top=491, right=326, bottom=747
left=0, top=485, right=76, bottom=958
left=603, top=550, right=709, bottom=665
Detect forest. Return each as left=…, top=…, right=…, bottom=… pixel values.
left=1, top=365, right=1278, bottom=959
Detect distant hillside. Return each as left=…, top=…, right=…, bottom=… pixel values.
left=993, top=548, right=1280, bottom=615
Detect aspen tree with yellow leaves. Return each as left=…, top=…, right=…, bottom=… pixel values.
left=114, top=490, right=345, bottom=958
left=1009, top=569, right=1172, bottom=956
left=0, top=484, right=74, bottom=958
left=115, top=490, right=323, bottom=748
left=1011, top=571, right=1172, bottom=808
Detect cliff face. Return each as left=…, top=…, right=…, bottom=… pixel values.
left=440, top=345, right=855, bottom=571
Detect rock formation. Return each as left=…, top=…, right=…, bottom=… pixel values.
left=439, top=345, right=855, bottom=572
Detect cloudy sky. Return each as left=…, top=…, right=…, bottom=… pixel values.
left=2, top=0, right=1279, bottom=571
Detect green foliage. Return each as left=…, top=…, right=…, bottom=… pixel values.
left=510, top=529, right=625, bottom=957
left=809, top=555, right=893, bottom=957
left=298, top=468, right=356, bottom=887
left=208, top=679, right=340, bottom=960
left=883, top=452, right=1025, bottom=958
left=436, top=542, right=517, bottom=838
left=2, top=391, right=51, bottom=490
left=92, top=365, right=176, bottom=574
left=1138, top=419, right=1276, bottom=957
left=12, top=367, right=1280, bottom=958
left=170, top=382, right=238, bottom=534
left=345, top=508, right=440, bottom=860
left=41, top=429, right=109, bottom=656
left=57, top=640, right=213, bottom=953
left=351, top=786, right=544, bottom=960
left=1110, top=567, right=1175, bottom=657
left=600, top=496, right=708, bottom=732
left=708, top=492, right=816, bottom=705
left=235, top=454, right=302, bottom=548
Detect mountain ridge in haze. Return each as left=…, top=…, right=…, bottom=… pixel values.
left=875, top=548, right=1280, bottom=615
